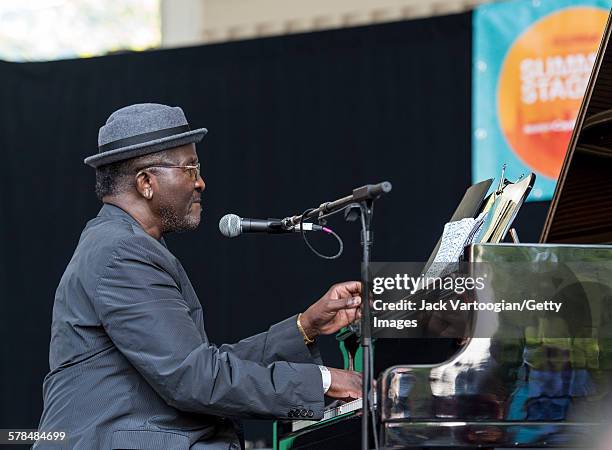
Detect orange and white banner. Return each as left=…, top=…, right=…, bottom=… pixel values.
left=473, top=0, right=610, bottom=200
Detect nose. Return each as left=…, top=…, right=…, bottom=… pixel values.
left=195, top=175, right=205, bottom=191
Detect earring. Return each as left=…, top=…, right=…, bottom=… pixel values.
left=145, top=188, right=152, bottom=199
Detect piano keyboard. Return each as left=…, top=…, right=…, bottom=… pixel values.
left=291, top=398, right=362, bottom=432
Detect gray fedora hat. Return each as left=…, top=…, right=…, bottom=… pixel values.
left=84, top=103, right=208, bottom=168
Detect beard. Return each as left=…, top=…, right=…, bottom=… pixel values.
left=159, top=202, right=201, bottom=233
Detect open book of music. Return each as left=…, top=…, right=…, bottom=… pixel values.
left=425, top=170, right=535, bottom=278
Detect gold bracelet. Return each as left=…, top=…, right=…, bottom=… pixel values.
left=297, top=313, right=315, bottom=345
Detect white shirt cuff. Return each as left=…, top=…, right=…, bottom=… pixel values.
left=318, top=365, right=331, bottom=394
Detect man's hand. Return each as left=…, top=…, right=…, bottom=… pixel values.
left=326, top=368, right=362, bottom=400
left=300, top=281, right=362, bottom=339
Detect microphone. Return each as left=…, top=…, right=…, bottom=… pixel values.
left=219, top=214, right=325, bottom=238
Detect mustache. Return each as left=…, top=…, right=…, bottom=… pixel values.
left=191, top=195, right=202, bottom=203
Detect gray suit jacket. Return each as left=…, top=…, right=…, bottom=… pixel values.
left=36, top=204, right=324, bottom=449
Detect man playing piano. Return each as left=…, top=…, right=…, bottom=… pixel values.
left=35, top=103, right=362, bottom=449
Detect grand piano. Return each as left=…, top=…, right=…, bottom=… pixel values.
left=274, top=7, right=612, bottom=450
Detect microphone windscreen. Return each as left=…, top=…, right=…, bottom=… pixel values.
left=219, top=214, right=242, bottom=238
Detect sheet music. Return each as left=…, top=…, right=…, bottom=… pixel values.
left=426, top=211, right=487, bottom=279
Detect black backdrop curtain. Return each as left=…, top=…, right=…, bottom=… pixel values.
left=0, top=11, right=548, bottom=442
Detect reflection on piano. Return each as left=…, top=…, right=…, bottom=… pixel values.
left=275, top=7, right=612, bottom=450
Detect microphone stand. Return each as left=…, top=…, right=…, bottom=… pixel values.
left=281, top=182, right=391, bottom=229
left=359, top=198, right=376, bottom=450
left=283, top=181, right=391, bottom=450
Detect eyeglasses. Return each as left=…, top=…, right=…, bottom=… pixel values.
left=140, top=163, right=201, bottom=181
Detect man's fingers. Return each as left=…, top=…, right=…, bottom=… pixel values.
left=347, top=296, right=361, bottom=307
left=334, top=281, right=362, bottom=294
left=326, top=296, right=361, bottom=311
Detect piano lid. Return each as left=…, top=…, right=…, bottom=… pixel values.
left=541, top=8, right=612, bottom=244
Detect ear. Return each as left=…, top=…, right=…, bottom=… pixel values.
left=135, top=170, right=155, bottom=200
